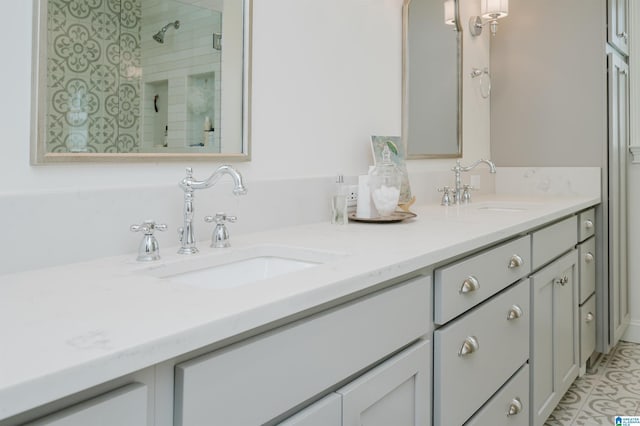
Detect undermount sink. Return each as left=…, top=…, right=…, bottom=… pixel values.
left=143, top=245, right=341, bottom=290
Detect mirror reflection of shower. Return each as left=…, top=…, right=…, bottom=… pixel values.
left=153, top=20, right=180, bottom=43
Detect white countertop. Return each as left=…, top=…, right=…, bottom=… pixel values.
left=0, top=194, right=599, bottom=420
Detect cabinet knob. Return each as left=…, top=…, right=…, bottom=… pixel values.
left=585, top=252, right=594, bottom=263
left=584, top=219, right=594, bottom=230
left=507, top=305, right=523, bottom=321
left=508, top=254, right=524, bottom=269
left=554, top=276, right=569, bottom=286
left=507, top=397, right=523, bottom=417
left=459, top=276, right=480, bottom=294
left=586, top=312, right=595, bottom=323
left=458, top=336, right=479, bottom=357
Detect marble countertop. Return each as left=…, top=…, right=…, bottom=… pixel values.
left=0, top=194, right=599, bottom=420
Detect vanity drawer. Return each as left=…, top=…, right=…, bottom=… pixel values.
left=434, top=279, right=530, bottom=426
left=174, top=275, right=431, bottom=426
left=578, top=208, right=596, bottom=242
left=25, top=383, right=147, bottom=426
left=579, top=236, right=596, bottom=304
left=465, top=364, right=529, bottom=426
left=532, top=216, right=577, bottom=270
left=580, top=294, right=597, bottom=366
left=434, top=235, right=530, bottom=324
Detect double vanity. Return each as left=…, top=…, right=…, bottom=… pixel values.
left=0, top=192, right=599, bottom=425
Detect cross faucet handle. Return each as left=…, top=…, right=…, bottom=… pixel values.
left=462, top=184, right=477, bottom=203
left=205, top=213, right=237, bottom=248
left=205, top=213, right=237, bottom=225
left=438, top=186, right=452, bottom=206
left=130, top=220, right=167, bottom=235
left=130, top=220, right=167, bottom=261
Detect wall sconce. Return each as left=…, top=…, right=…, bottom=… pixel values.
left=444, top=0, right=455, bottom=26
left=469, top=0, right=508, bottom=36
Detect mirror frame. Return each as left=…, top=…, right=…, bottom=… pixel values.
left=401, top=0, right=462, bottom=159
left=30, top=0, right=253, bottom=164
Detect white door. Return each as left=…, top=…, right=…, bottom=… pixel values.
left=337, top=339, right=430, bottom=426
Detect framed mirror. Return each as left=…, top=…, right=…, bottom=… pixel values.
left=402, top=0, right=462, bottom=159
left=30, top=0, right=252, bottom=163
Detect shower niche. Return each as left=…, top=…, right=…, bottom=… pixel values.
left=143, top=80, right=168, bottom=149
left=140, top=2, right=223, bottom=153
left=142, top=72, right=220, bottom=153
left=187, top=72, right=220, bottom=152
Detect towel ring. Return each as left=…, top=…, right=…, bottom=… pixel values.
left=471, top=67, right=491, bottom=99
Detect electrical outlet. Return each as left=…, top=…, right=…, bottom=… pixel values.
left=346, top=185, right=358, bottom=209
left=470, top=174, right=481, bottom=189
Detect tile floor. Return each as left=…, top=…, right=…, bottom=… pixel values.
left=545, top=341, right=640, bottom=425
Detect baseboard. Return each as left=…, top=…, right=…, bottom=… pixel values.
left=622, top=319, right=640, bottom=343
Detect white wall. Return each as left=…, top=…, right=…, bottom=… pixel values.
left=0, top=0, right=489, bottom=275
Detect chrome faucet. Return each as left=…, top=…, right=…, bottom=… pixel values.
left=451, top=159, right=496, bottom=204
left=178, top=165, right=247, bottom=254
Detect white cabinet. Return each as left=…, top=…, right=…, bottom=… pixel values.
left=608, top=51, right=630, bottom=346
left=466, top=364, right=529, bottom=426
left=434, top=235, right=530, bottom=324
left=24, top=384, right=147, bottom=426
left=278, top=339, right=430, bottom=426
left=531, top=250, right=579, bottom=426
left=337, top=339, right=430, bottom=426
left=531, top=216, right=577, bottom=270
left=174, top=276, right=431, bottom=426
left=433, top=235, right=530, bottom=425
left=609, top=0, right=629, bottom=55
left=580, top=295, right=597, bottom=367
left=577, top=208, right=597, bottom=371
left=278, top=394, right=341, bottom=426
left=434, top=279, right=529, bottom=425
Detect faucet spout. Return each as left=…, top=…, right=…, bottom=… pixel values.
left=178, top=165, right=247, bottom=255
left=454, top=158, right=497, bottom=174
left=450, top=158, right=497, bottom=204
left=182, top=165, right=248, bottom=194
left=471, top=158, right=497, bottom=173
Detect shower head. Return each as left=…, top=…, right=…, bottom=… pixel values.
left=153, top=20, right=180, bottom=44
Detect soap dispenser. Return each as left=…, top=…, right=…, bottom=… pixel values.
left=368, top=145, right=401, bottom=217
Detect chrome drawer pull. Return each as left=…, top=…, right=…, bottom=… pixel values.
left=554, top=276, right=569, bottom=286
left=507, top=305, right=523, bottom=321
left=584, top=219, right=594, bottom=230
left=586, top=312, right=595, bottom=323
left=508, top=254, right=524, bottom=269
left=458, top=336, right=479, bottom=357
left=585, top=252, right=594, bottom=263
left=459, top=276, right=480, bottom=294
left=507, top=397, right=523, bottom=417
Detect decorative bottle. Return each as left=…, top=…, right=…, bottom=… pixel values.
left=368, top=145, right=401, bottom=217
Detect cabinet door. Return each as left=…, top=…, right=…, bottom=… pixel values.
left=578, top=236, right=596, bottom=304
left=337, top=339, right=430, bottom=426
left=277, top=394, right=341, bottom=426
left=580, top=295, right=597, bottom=367
left=24, top=383, right=147, bottom=426
left=608, top=0, right=629, bottom=55
left=531, top=250, right=579, bottom=426
left=608, top=51, right=630, bottom=346
left=174, top=276, right=431, bottom=426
